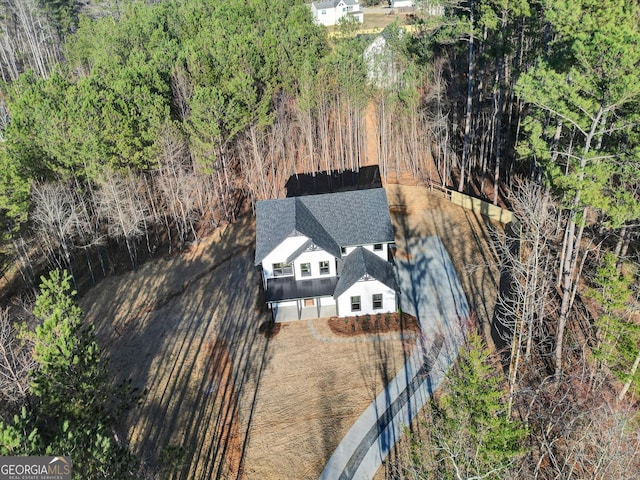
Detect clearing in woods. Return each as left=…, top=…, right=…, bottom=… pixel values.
left=80, top=184, right=500, bottom=479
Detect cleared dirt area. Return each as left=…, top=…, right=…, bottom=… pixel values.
left=79, top=183, right=500, bottom=479
left=80, top=216, right=415, bottom=479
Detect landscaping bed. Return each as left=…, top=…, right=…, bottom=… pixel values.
left=328, top=312, right=420, bottom=336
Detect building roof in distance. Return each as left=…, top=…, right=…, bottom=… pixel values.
left=312, top=0, right=359, bottom=9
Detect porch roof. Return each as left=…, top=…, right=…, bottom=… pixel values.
left=265, top=276, right=339, bottom=303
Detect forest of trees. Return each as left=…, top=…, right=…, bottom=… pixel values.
left=0, top=0, right=638, bottom=478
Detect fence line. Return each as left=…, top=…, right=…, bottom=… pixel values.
left=427, top=183, right=514, bottom=225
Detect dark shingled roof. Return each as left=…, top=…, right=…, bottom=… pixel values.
left=255, top=188, right=394, bottom=265
left=265, top=276, right=339, bottom=303
left=255, top=197, right=341, bottom=265
left=333, top=247, right=398, bottom=298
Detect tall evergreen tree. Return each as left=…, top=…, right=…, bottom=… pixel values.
left=516, top=0, right=640, bottom=375
left=1, top=270, right=136, bottom=478
left=403, top=333, right=527, bottom=479
left=586, top=253, right=639, bottom=400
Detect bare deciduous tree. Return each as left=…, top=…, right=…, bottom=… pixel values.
left=493, top=181, right=560, bottom=414
left=97, top=172, right=150, bottom=269
left=0, top=0, right=62, bottom=80
left=0, top=307, right=34, bottom=411
left=30, top=181, right=81, bottom=282
left=156, top=125, right=199, bottom=247
left=520, top=371, right=640, bottom=480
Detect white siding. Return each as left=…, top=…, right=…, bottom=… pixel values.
left=319, top=296, right=336, bottom=307
left=342, top=243, right=389, bottom=261
left=293, top=249, right=337, bottom=279
left=310, top=1, right=363, bottom=26
left=311, top=5, right=338, bottom=26
left=262, top=235, right=309, bottom=279
left=336, top=279, right=396, bottom=316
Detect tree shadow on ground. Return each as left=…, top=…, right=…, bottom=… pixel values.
left=81, top=217, right=273, bottom=479
left=285, top=166, right=382, bottom=197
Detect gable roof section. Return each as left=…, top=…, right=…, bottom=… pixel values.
left=294, top=199, right=341, bottom=258
left=255, top=188, right=394, bottom=265
left=299, top=188, right=394, bottom=247
left=255, top=197, right=341, bottom=265
left=255, top=197, right=295, bottom=266
left=333, top=247, right=397, bottom=298
left=285, top=238, right=313, bottom=264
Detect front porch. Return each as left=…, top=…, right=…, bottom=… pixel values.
left=266, top=276, right=339, bottom=322
left=272, top=302, right=337, bottom=323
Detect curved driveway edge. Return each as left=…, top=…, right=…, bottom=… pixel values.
left=320, top=237, right=470, bottom=480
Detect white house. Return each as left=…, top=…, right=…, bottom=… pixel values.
left=255, top=188, right=398, bottom=322
left=364, top=26, right=404, bottom=89
left=310, top=0, right=363, bottom=27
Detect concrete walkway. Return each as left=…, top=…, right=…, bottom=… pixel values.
left=319, top=237, right=470, bottom=479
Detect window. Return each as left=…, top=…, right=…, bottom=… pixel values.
left=321, top=9, right=326, bottom=14
left=304, top=298, right=314, bottom=307
left=373, top=294, right=383, bottom=309
left=300, top=263, right=311, bottom=277
left=272, top=262, right=293, bottom=276
left=319, top=260, right=330, bottom=275
left=341, top=246, right=347, bottom=254
left=351, top=296, right=361, bottom=312
left=374, top=244, right=383, bottom=251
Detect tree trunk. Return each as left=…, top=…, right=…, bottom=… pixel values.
left=458, top=2, right=475, bottom=192
left=555, top=107, right=603, bottom=376
left=618, top=350, right=640, bottom=401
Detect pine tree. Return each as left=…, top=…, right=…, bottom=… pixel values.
left=404, top=333, right=527, bottom=479
left=30, top=269, right=106, bottom=424
left=515, top=0, right=640, bottom=376
left=586, top=253, right=640, bottom=400
left=0, top=270, right=137, bottom=478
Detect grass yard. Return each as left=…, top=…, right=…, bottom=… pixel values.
left=328, top=12, right=416, bottom=37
